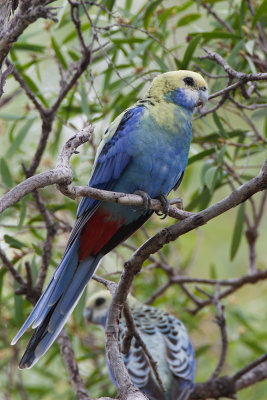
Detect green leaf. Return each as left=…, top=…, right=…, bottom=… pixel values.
left=177, top=13, right=201, bottom=27
left=0, top=158, right=13, bottom=187
left=195, top=344, right=211, bottom=357
left=63, top=23, right=90, bottom=44
left=188, top=148, right=215, bottom=165
left=230, top=203, right=245, bottom=260
left=230, top=307, right=255, bottom=331
left=4, top=234, right=26, bottom=250
left=217, top=145, right=227, bottom=164
left=0, top=268, right=7, bottom=309
left=174, top=1, right=194, bottom=13
left=125, top=0, right=132, bottom=11
left=228, top=39, right=245, bottom=66
left=32, top=243, right=43, bottom=255
left=186, top=186, right=212, bottom=211
left=13, top=42, right=46, bottom=53
left=209, top=264, right=217, bottom=279
left=213, top=112, right=228, bottom=138
left=18, top=198, right=27, bottom=229
left=21, top=73, right=49, bottom=107
left=128, top=39, right=153, bottom=61
left=51, top=36, right=68, bottom=70
left=242, top=337, right=266, bottom=354
left=144, top=0, right=162, bottom=29
left=245, top=40, right=255, bottom=56
left=74, top=289, right=87, bottom=325
left=68, top=49, right=80, bottom=61
left=105, top=0, right=116, bottom=11
left=0, top=113, right=23, bottom=121
left=190, top=31, right=240, bottom=40
left=264, top=117, right=267, bottom=138
left=181, top=35, right=201, bottom=69
left=204, top=166, right=219, bottom=192
left=5, top=119, right=34, bottom=158
left=49, top=120, right=63, bottom=156
left=252, top=0, right=267, bottom=28
left=80, top=84, right=90, bottom=119
left=14, top=280, right=24, bottom=326
left=152, top=53, right=169, bottom=71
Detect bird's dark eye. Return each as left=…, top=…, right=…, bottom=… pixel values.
left=184, top=77, right=194, bottom=87
left=95, top=297, right=106, bottom=307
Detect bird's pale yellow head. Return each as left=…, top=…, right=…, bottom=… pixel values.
left=84, top=291, right=138, bottom=327
left=148, top=70, right=208, bottom=110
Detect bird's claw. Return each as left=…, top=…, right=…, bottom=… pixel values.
left=155, top=194, right=169, bottom=219
left=133, top=190, right=152, bottom=212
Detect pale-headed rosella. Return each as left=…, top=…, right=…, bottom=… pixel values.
left=12, top=70, right=208, bottom=368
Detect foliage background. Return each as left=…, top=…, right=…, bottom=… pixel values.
left=0, top=0, right=267, bottom=399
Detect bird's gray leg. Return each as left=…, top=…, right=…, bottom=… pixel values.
left=133, top=190, right=152, bottom=212
left=155, top=194, right=170, bottom=219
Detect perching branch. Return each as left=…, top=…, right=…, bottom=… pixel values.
left=191, top=353, right=267, bottom=399
left=0, top=127, right=192, bottom=220
left=123, top=160, right=267, bottom=277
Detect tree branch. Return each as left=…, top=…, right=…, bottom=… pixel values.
left=58, top=329, right=90, bottom=400
left=0, top=0, right=57, bottom=69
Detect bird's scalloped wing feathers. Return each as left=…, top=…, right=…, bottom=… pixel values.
left=120, top=320, right=151, bottom=389
left=157, top=313, right=195, bottom=383
left=65, top=105, right=145, bottom=251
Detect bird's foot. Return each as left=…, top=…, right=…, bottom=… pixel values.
left=133, top=190, right=152, bottom=212
left=155, top=194, right=170, bottom=219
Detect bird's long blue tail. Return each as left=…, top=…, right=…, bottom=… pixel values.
left=11, top=241, right=101, bottom=369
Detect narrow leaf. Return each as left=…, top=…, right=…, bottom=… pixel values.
left=0, top=158, right=13, bottom=187
left=4, top=234, right=26, bottom=249
left=14, top=280, right=25, bottom=326
left=213, top=112, right=228, bottom=138
left=188, top=148, right=215, bottom=165
left=13, top=43, right=46, bottom=53
left=18, top=198, right=27, bottom=229
left=80, top=84, right=90, bottom=119
left=75, top=290, right=87, bottom=325
left=6, top=119, right=34, bottom=158
left=190, top=31, right=240, bottom=40
left=51, top=36, right=68, bottom=70
left=181, top=35, right=201, bottom=69
left=204, top=166, right=218, bottom=191
left=144, top=0, right=162, bottom=29
left=177, top=13, right=201, bottom=27
left=252, top=0, right=267, bottom=28
left=230, top=203, right=245, bottom=260
left=21, top=73, right=48, bottom=107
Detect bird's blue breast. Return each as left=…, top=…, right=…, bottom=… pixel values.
left=113, top=106, right=192, bottom=195
left=103, top=104, right=192, bottom=222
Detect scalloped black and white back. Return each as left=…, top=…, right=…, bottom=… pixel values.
left=119, top=304, right=195, bottom=400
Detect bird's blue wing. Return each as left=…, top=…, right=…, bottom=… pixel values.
left=65, top=105, right=145, bottom=250
left=76, top=105, right=145, bottom=218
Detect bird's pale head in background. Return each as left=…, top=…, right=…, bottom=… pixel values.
left=84, top=290, right=111, bottom=327
left=84, top=290, right=138, bottom=327
left=148, top=70, right=208, bottom=110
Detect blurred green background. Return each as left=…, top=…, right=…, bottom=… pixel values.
left=0, top=0, right=267, bottom=398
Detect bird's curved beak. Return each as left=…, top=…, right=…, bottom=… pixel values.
left=197, top=87, right=209, bottom=107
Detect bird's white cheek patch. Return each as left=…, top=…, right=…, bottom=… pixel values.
left=184, top=89, right=198, bottom=106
